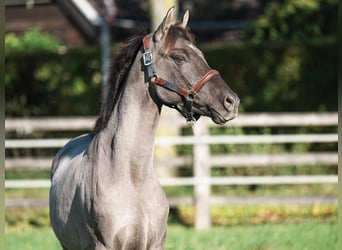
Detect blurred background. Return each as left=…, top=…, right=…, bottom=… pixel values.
left=5, top=0, right=337, bottom=249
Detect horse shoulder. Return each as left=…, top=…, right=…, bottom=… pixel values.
left=51, top=133, right=95, bottom=179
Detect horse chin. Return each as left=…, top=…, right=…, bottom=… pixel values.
left=210, top=109, right=238, bottom=125
left=211, top=114, right=227, bottom=125
left=191, top=107, right=226, bottom=125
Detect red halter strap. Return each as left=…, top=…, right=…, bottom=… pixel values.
left=142, top=34, right=220, bottom=123
left=192, top=69, right=219, bottom=94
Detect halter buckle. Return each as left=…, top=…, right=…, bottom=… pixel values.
left=143, top=50, right=153, bottom=66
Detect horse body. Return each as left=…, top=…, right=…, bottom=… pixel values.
left=50, top=48, right=168, bottom=249
left=50, top=7, right=239, bottom=250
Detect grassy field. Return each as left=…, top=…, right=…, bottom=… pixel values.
left=5, top=221, right=337, bottom=250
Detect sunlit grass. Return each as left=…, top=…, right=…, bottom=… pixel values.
left=5, top=222, right=337, bottom=250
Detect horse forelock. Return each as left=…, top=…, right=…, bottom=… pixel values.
left=164, top=25, right=195, bottom=54
left=94, top=32, right=146, bottom=133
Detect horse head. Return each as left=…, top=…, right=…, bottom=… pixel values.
left=145, top=7, right=239, bottom=125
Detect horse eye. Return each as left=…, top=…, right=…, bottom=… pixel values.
left=171, top=54, right=187, bottom=65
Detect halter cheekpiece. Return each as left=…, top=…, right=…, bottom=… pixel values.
left=142, top=34, right=219, bottom=124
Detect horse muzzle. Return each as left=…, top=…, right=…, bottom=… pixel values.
left=224, top=94, right=240, bottom=113
left=210, top=93, right=239, bottom=125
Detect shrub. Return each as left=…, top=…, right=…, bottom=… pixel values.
left=5, top=27, right=63, bottom=54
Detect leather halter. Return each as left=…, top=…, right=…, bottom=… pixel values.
left=143, top=34, right=219, bottom=124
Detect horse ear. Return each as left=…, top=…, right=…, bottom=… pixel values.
left=154, top=6, right=175, bottom=41
left=180, top=10, right=189, bottom=29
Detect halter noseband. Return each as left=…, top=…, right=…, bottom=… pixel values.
left=142, top=34, right=219, bottom=124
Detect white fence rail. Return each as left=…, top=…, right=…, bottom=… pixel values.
left=4, top=134, right=338, bottom=148
left=5, top=113, right=338, bottom=229
left=5, top=112, right=338, bottom=131
left=4, top=175, right=338, bottom=189
left=5, top=152, right=338, bottom=170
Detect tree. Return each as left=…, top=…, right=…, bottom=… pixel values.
left=244, top=0, right=337, bottom=43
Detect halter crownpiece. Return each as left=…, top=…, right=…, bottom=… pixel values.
left=142, top=34, right=220, bottom=124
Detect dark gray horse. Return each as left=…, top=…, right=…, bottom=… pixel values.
left=49, top=7, right=239, bottom=250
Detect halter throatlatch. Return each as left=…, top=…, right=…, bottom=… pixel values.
left=143, top=34, right=219, bottom=124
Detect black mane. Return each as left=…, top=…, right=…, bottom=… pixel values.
left=94, top=33, right=146, bottom=133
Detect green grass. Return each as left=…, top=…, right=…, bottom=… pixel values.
left=5, top=221, right=337, bottom=250
left=5, top=227, right=61, bottom=250
left=166, top=222, right=337, bottom=250
left=5, top=188, right=50, bottom=199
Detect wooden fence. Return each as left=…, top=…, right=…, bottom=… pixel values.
left=5, top=112, right=338, bottom=229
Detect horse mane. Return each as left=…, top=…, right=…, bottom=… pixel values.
left=94, top=32, right=146, bottom=133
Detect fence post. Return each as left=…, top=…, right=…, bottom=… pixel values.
left=193, top=119, right=211, bottom=229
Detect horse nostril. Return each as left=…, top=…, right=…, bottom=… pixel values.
left=224, top=95, right=238, bottom=112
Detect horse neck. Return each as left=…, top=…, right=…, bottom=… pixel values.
left=93, top=51, right=161, bottom=184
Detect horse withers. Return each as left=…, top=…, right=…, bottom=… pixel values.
left=49, top=7, right=239, bottom=250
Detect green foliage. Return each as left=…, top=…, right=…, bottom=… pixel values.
left=5, top=170, right=50, bottom=180
left=177, top=204, right=337, bottom=226
left=4, top=28, right=103, bottom=116
left=4, top=1, right=337, bottom=117
left=5, top=47, right=102, bottom=116
left=5, top=27, right=63, bottom=54
left=202, top=40, right=337, bottom=113
left=244, top=0, right=337, bottom=43
left=6, top=208, right=50, bottom=228
left=5, top=41, right=336, bottom=116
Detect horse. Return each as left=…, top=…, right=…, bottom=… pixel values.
left=49, top=7, right=239, bottom=250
